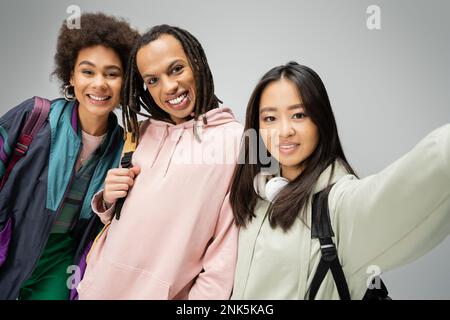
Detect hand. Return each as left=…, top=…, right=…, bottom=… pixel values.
left=103, top=166, right=141, bottom=205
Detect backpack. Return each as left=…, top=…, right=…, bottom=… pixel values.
left=0, top=96, right=51, bottom=191
left=309, top=184, right=391, bottom=300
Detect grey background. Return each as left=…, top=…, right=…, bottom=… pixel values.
left=0, top=0, right=449, bottom=299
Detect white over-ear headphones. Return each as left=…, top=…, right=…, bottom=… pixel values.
left=253, top=172, right=289, bottom=203
left=265, top=176, right=289, bottom=202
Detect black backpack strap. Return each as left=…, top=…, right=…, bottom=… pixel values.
left=114, top=132, right=137, bottom=220
left=309, top=184, right=351, bottom=300
left=363, top=278, right=391, bottom=300
left=309, top=184, right=391, bottom=300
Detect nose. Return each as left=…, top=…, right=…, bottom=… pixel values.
left=161, top=75, right=178, bottom=95
left=278, top=117, right=295, bottom=138
left=92, top=74, right=108, bottom=90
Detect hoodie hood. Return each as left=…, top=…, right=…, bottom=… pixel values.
left=148, top=106, right=238, bottom=129
left=138, top=106, right=241, bottom=177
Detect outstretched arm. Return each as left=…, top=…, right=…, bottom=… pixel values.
left=332, top=124, right=450, bottom=275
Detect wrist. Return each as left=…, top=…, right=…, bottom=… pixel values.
left=102, top=198, right=114, bottom=212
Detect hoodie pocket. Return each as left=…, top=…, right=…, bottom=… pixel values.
left=78, top=257, right=171, bottom=300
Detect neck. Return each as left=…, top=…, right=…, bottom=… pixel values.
left=169, top=115, right=188, bottom=125
left=281, top=165, right=303, bottom=181
left=78, top=106, right=109, bottom=136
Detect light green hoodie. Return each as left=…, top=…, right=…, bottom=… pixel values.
left=232, top=124, right=450, bottom=300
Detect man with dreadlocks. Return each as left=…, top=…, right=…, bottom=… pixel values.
left=76, top=25, right=243, bottom=299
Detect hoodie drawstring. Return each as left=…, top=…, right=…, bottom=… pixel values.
left=163, top=127, right=184, bottom=177
left=150, top=126, right=168, bottom=168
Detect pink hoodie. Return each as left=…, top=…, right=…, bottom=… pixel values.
left=77, top=107, right=243, bottom=300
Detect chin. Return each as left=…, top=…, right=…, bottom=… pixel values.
left=171, top=107, right=194, bottom=120
left=279, top=158, right=303, bottom=168
left=87, top=106, right=114, bottom=116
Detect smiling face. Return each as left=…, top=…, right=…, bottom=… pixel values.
left=259, top=78, right=319, bottom=180
left=70, top=45, right=123, bottom=120
left=136, top=34, right=196, bottom=125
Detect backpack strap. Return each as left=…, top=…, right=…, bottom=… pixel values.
left=114, top=131, right=137, bottom=220
left=0, top=96, right=51, bottom=190
left=363, top=278, right=391, bottom=300
left=309, top=183, right=391, bottom=300
left=309, top=184, right=351, bottom=300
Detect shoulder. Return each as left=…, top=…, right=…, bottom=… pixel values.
left=209, top=121, right=244, bottom=141
left=223, top=121, right=244, bottom=133
left=330, top=174, right=359, bottom=198
left=137, top=119, right=151, bottom=142
left=0, top=97, right=36, bottom=124
left=328, top=174, right=359, bottom=217
left=139, top=119, right=151, bottom=133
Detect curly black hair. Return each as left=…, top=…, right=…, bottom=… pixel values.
left=53, top=12, right=139, bottom=94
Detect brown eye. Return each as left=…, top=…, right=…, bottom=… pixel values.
left=292, top=113, right=306, bottom=119
left=147, top=77, right=158, bottom=85
left=81, top=69, right=94, bottom=75
left=172, top=65, right=183, bottom=74
left=263, top=116, right=276, bottom=122
left=106, top=73, right=119, bottom=78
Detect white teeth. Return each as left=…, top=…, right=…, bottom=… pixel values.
left=280, top=144, right=298, bottom=149
left=168, top=93, right=187, bottom=105
left=89, top=94, right=109, bottom=101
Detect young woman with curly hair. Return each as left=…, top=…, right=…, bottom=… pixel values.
left=0, top=12, right=138, bottom=300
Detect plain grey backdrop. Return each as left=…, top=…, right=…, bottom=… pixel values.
left=0, top=0, right=449, bottom=299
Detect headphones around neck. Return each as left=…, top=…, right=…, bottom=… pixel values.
left=264, top=176, right=289, bottom=202
left=253, top=173, right=289, bottom=202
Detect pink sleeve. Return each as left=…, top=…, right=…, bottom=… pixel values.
left=188, top=193, right=238, bottom=300
left=91, top=190, right=116, bottom=225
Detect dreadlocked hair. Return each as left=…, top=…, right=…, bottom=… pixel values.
left=122, top=24, right=221, bottom=143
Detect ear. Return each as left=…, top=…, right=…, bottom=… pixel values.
left=69, top=71, right=74, bottom=86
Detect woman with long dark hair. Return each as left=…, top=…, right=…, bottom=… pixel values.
left=230, top=61, right=450, bottom=299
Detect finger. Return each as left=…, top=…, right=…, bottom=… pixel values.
left=131, top=166, right=141, bottom=176
left=106, top=183, right=131, bottom=192
left=109, top=168, right=134, bottom=176
left=129, top=166, right=141, bottom=179
left=108, top=190, right=128, bottom=199
left=103, top=190, right=128, bottom=203
left=106, top=175, right=135, bottom=186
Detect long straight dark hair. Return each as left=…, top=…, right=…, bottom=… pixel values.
left=230, top=62, right=356, bottom=231
left=121, top=24, right=221, bottom=143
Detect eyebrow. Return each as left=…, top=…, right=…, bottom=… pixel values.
left=78, top=60, right=122, bottom=71
left=167, top=59, right=183, bottom=72
left=141, top=59, right=184, bottom=79
left=260, top=103, right=304, bottom=114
